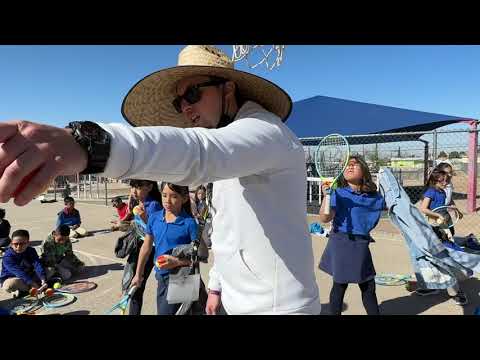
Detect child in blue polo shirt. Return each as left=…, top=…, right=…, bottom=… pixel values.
left=420, top=168, right=463, bottom=241
left=418, top=169, right=468, bottom=305
left=131, top=182, right=198, bottom=315
left=56, top=196, right=83, bottom=238
left=319, top=156, right=385, bottom=315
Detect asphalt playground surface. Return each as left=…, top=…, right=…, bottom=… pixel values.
left=1, top=200, right=479, bottom=315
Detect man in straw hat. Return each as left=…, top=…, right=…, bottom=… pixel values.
left=0, top=45, right=321, bottom=315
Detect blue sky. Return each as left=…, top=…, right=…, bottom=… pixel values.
left=1, top=45, right=479, bottom=129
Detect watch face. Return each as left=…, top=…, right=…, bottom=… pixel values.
left=82, top=124, right=97, bottom=137
left=81, top=122, right=108, bottom=143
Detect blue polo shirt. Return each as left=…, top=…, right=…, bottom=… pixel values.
left=133, top=196, right=163, bottom=235
left=146, top=209, right=198, bottom=275
left=423, top=187, right=446, bottom=210
left=144, top=195, right=163, bottom=217
left=331, top=186, right=385, bottom=236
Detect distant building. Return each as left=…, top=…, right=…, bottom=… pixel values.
left=390, top=157, right=424, bottom=169
left=450, top=157, right=480, bottom=172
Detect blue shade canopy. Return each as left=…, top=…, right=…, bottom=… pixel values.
left=286, top=95, right=473, bottom=145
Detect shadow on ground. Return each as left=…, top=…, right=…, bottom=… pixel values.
left=62, top=310, right=91, bottom=315
left=380, top=277, right=480, bottom=315
left=73, top=263, right=124, bottom=281
left=84, top=229, right=115, bottom=237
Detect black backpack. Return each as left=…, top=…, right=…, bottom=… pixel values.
left=114, top=226, right=141, bottom=259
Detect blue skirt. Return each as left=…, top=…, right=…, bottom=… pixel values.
left=319, top=231, right=376, bottom=284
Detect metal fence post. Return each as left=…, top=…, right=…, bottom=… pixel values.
left=96, top=177, right=100, bottom=199
left=308, top=181, right=312, bottom=203
left=105, top=178, right=108, bottom=206
left=83, top=175, right=86, bottom=199
left=420, top=139, right=429, bottom=185
left=88, top=175, right=92, bottom=199
left=76, top=173, right=80, bottom=199
left=467, top=123, right=478, bottom=213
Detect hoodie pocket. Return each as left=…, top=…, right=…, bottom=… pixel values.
left=222, top=249, right=273, bottom=292
left=238, top=249, right=263, bottom=281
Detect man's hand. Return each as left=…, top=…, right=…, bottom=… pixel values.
left=0, top=121, right=88, bottom=206
left=205, top=292, right=221, bottom=315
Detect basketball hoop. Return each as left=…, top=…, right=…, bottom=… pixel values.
left=232, top=45, right=286, bottom=71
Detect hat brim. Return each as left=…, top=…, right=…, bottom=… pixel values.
left=121, top=66, right=292, bottom=128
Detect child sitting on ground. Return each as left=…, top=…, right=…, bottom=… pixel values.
left=41, top=225, right=85, bottom=282
left=0, top=229, right=47, bottom=298
left=111, top=196, right=133, bottom=232
left=56, top=196, right=85, bottom=238
left=40, top=225, right=85, bottom=280
left=0, top=208, right=11, bottom=254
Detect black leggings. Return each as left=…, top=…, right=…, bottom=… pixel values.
left=329, top=279, right=379, bottom=315
left=129, top=250, right=155, bottom=315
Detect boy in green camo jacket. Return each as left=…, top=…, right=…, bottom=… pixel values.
left=41, top=224, right=84, bottom=281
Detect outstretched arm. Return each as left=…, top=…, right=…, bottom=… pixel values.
left=0, top=112, right=293, bottom=206
left=97, top=116, right=296, bottom=185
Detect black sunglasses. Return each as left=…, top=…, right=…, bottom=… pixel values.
left=172, top=78, right=226, bottom=114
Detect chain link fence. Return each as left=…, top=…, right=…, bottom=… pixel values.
left=302, top=126, right=480, bottom=239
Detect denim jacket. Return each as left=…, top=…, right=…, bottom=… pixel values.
left=378, top=168, right=472, bottom=289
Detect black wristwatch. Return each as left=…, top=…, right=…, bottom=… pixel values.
left=66, top=121, right=111, bottom=174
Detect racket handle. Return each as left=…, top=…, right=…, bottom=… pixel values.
left=324, top=193, right=331, bottom=215
left=38, top=283, right=48, bottom=293
left=127, top=286, right=138, bottom=296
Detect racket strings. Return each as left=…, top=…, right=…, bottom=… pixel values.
left=316, top=153, right=349, bottom=177
left=430, top=206, right=460, bottom=228
left=315, top=135, right=350, bottom=179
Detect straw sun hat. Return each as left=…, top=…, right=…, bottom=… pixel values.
left=121, top=45, right=292, bottom=128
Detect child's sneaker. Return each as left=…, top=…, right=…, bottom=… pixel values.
left=452, top=291, right=468, bottom=306
left=415, top=289, right=440, bottom=296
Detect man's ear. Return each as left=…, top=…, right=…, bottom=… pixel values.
left=224, top=81, right=236, bottom=97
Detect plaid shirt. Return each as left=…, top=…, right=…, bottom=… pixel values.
left=40, top=234, right=84, bottom=268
